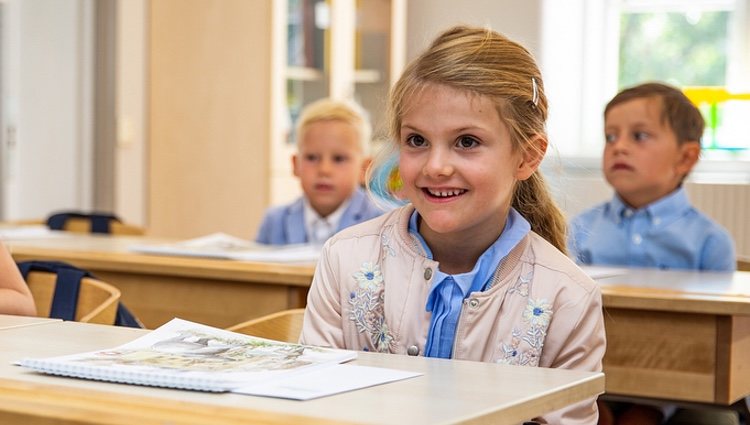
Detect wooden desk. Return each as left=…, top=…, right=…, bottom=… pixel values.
left=595, top=267, right=750, bottom=406
left=0, top=320, right=604, bottom=425
left=10, top=232, right=749, bottom=406
left=0, top=314, right=61, bottom=330
left=6, top=234, right=315, bottom=329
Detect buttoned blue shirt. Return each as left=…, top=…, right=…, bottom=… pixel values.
left=408, top=208, right=531, bottom=359
left=568, top=187, right=736, bottom=271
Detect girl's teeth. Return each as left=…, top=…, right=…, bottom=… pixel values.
left=429, top=189, right=464, bottom=197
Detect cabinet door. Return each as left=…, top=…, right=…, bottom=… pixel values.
left=149, top=0, right=273, bottom=238
left=354, top=0, right=405, bottom=142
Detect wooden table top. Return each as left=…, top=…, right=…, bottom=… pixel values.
left=7, top=230, right=750, bottom=316
left=590, top=266, right=750, bottom=315
left=5, top=232, right=315, bottom=287
left=0, top=314, right=61, bottom=330
left=0, top=320, right=604, bottom=425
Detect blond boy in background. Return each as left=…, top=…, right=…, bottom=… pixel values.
left=256, top=98, right=384, bottom=245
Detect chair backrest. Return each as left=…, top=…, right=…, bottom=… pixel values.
left=45, top=211, right=145, bottom=235
left=739, top=259, right=750, bottom=272
left=26, top=270, right=121, bottom=324
left=226, top=309, right=306, bottom=343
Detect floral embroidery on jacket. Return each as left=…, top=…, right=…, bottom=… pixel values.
left=349, top=262, right=394, bottom=353
left=381, top=233, right=396, bottom=257
left=497, top=271, right=553, bottom=367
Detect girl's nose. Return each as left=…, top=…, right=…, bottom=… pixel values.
left=423, top=148, right=454, bottom=177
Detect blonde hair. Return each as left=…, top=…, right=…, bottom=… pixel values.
left=295, top=98, right=372, bottom=154
left=375, top=25, right=567, bottom=253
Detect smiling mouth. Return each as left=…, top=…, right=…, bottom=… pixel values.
left=423, top=188, right=467, bottom=198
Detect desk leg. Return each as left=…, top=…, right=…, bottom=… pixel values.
left=716, top=315, right=750, bottom=405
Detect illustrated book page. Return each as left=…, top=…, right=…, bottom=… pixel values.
left=19, top=318, right=356, bottom=393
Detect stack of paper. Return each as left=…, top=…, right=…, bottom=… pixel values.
left=0, top=225, right=62, bottom=240
left=129, top=233, right=320, bottom=263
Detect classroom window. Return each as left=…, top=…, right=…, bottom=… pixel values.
left=541, top=0, right=750, bottom=166
left=618, top=0, right=749, bottom=155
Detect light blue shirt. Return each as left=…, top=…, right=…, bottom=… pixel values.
left=408, top=208, right=531, bottom=359
left=568, top=187, right=736, bottom=271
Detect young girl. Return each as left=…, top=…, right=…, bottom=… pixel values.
left=0, top=241, right=36, bottom=316
left=300, top=26, right=605, bottom=424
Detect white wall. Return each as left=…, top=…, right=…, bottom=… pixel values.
left=115, top=0, right=146, bottom=226
left=406, top=0, right=542, bottom=60
left=1, top=0, right=93, bottom=220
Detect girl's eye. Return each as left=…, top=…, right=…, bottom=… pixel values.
left=457, top=136, right=479, bottom=149
left=406, top=134, right=427, bottom=148
left=604, top=133, right=616, bottom=144
left=304, top=154, right=319, bottom=162
left=333, top=154, right=350, bottom=163
left=634, top=131, right=649, bottom=142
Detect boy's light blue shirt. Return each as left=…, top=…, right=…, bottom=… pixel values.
left=255, top=188, right=385, bottom=245
left=568, top=187, right=736, bottom=271
left=408, top=208, right=531, bottom=359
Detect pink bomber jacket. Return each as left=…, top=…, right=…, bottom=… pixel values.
left=301, top=206, right=606, bottom=424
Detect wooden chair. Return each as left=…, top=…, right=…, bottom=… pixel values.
left=738, top=259, right=750, bottom=272
left=226, top=309, right=306, bottom=343
left=26, top=270, right=121, bottom=325
left=56, top=217, right=145, bottom=236
left=13, top=213, right=144, bottom=235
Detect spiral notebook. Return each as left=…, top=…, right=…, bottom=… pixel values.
left=18, top=318, right=358, bottom=394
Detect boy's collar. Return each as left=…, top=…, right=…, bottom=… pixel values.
left=609, top=187, right=690, bottom=224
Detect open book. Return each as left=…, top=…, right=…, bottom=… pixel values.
left=18, top=318, right=419, bottom=399
left=129, top=233, right=320, bottom=263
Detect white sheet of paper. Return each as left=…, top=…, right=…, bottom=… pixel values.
left=129, top=232, right=320, bottom=263
left=0, top=225, right=63, bottom=240
left=232, top=364, right=421, bottom=400
left=581, top=266, right=629, bottom=280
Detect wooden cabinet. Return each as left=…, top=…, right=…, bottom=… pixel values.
left=145, top=0, right=404, bottom=238
left=148, top=0, right=274, bottom=239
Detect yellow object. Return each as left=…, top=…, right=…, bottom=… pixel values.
left=387, top=166, right=403, bottom=193
left=683, top=86, right=750, bottom=105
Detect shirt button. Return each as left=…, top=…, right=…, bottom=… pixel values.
left=653, top=217, right=661, bottom=225
left=407, top=345, right=420, bottom=356
left=624, top=209, right=634, bottom=218
left=469, top=298, right=479, bottom=308
left=632, top=234, right=642, bottom=245
left=423, top=268, right=432, bottom=280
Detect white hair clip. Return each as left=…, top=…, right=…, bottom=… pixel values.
left=531, top=77, right=539, bottom=106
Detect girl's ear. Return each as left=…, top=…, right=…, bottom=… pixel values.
left=676, top=142, right=700, bottom=176
left=516, top=135, right=547, bottom=180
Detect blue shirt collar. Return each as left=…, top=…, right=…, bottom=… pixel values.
left=411, top=208, right=531, bottom=358
left=408, top=208, right=531, bottom=294
left=606, top=187, right=691, bottom=225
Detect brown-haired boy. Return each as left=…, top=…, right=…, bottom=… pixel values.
left=569, top=82, right=737, bottom=424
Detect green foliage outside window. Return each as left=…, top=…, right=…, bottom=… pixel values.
left=619, top=10, right=750, bottom=152
left=619, top=11, right=729, bottom=88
